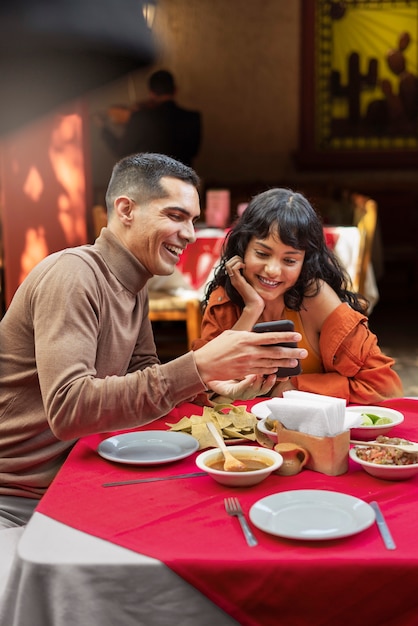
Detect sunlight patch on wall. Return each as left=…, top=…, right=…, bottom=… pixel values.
left=19, top=227, right=48, bottom=284
left=0, top=101, right=89, bottom=307
left=23, top=167, right=44, bottom=202
left=49, top=113, right=87, bottom=246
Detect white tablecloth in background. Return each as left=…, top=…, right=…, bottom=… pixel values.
left=332, top=226, right=379, bottom=312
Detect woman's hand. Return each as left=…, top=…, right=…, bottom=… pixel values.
left=270, top=379, right=297, bottom=397
left=208, top=373, right=278, bottom=402
left=225, top=256, right=264, bottom=328
left=225, top=256, right=264, bottom=309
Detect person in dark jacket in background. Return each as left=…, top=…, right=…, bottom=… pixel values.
left=101, top=69, right=202, bottom=166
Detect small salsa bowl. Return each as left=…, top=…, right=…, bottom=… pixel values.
left=256, top=418, right=278, bottom=445
left=347, top=406, right=404, bottom=440
left=195, top=445, right=283, bottom=487
left=349, top=446, right=418, bottom=481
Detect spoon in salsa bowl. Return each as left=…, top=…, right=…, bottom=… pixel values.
left=206, top=422, right=246, bottom=472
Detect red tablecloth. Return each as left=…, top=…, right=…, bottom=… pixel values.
left=37, top=398, right=418, bottom=626
left=177, top=229, right=227, bottom=290
left=323, top=226, right=340, bottom=249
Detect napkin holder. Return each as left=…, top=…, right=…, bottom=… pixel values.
left=274, top=421, right=350, bottom=476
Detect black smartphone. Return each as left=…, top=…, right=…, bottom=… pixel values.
left=252, top=319, right=302, bottom=377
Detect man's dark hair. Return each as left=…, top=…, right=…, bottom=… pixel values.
left=105, top=152, right=199, bottom=214
left=148, top=70, right=176, bottom=96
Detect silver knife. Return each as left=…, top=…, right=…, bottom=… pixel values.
left=370, top=501, right=396, bottom=550
left=102, top=472, right=206, bottom=487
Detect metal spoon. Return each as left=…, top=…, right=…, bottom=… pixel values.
left=206, top=422, right=246, bottom=471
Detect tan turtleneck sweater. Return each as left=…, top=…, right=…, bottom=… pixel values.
left=0, top=229, right=205, bottom=499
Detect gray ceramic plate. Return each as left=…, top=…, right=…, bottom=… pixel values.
left=98, top=430, right=199, bottom=465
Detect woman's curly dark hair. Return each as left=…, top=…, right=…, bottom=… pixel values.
left=204, top=188, right=367, bottom=314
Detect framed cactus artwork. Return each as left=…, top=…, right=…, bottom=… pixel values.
left=296, top=0, right=418, bottom=169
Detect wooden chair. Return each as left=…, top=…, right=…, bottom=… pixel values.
left=350, top=192, right=378, bottom=295
left=148, top=291, right=202, bottom=351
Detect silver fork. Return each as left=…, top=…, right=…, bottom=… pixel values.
left=224, top=497, right=258, bottom=547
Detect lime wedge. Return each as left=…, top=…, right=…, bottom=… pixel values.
left=360, top=416, right=374, bottom=426
left=374, top=417, right=392, bottom=425
left=361, top=412, right=381, bottom=424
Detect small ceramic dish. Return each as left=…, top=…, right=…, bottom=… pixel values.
left=347, top=406, right=404, bottom=440
left=256, top=418, right=278, bottom=444
left=349, top=446, right=418, bottom=481
left=195, top=445, right=283, bottom=487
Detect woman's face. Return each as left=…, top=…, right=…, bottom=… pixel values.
left=242, top=231, right=305, bottom=301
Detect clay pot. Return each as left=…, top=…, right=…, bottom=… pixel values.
left=274, top=442, right=309, bottom=476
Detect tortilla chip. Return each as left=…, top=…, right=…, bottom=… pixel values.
left=165, top=416, right=192, bottom=431
left=191, top=423, right=215, bottom=449
left=190, top=413, right=211, bottom=424
left=223, top=427, right=256, bottom=441
left=166, top=404, right=259, bottom=448
left=214, top=413, right=233, bottom=429
left=230, top=410, right=257, bottom=430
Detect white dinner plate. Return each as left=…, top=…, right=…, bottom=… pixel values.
left=250, top=399, right=275, bottom=420
left=249, top=490, right=375, bottom=540
left=97, top=431, right=199, bottom=465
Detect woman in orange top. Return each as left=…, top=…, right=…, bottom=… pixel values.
left=193, top=188, right=403, bottom=404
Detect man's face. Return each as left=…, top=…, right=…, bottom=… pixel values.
left=119, top=176, right=200, bottom=276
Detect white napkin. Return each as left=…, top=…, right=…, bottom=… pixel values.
left=284, top=390, right=346, bottom=435
left=264, top=392, right=362, bottom=437
left=343, top=411, right=363, bottom=430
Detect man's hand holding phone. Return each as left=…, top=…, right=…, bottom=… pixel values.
left=253, top=319, right=302, bottom=378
